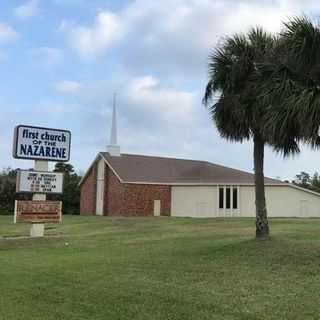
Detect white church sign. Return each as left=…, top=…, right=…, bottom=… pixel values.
left=13, top=125, right=71, bottom=162
left=16, top=170, right=64, bottom=194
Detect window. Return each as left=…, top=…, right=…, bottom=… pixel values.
left=218, top=186, right=239, bottom=210
left=226, top=188, right=231, bottom=209
left=219, top=188, right=224, bottom=209
left=233, top=188, right=238, bottom=209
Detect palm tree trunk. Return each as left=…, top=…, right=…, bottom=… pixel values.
left=253, top=133, right=269, bottom=239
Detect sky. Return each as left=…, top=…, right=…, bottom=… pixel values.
left=1, top=0, right=320, bottom=180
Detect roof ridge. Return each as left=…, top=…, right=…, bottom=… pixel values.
left=204, top=161, right=253, bottom=175
left=101, top=152, right=208, bottom=164
left=204, top=161, right=282, bottom=182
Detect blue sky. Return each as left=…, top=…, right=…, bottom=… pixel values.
left=1, top=0, right=320, bottom=180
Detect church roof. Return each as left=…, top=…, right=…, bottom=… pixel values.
left=99, top=152, right=284, bottom=185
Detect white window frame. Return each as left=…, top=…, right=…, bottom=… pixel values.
left=217, top=185, right=240, bottom=216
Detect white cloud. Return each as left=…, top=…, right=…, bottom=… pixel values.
left=13, top=0, right=39, bottom=20
left=29, top=47, right=63, bottom=65
left=0, top=23, right=18, bottom=43
left=63, top=11, right=125, bottom=58
left=54, top=80, right=82, bottom=93
left=117, top=0, right=293, bottom=77
left=126, top=76, right=195, bottom=124
left=60, top=0, right=318, bottom=70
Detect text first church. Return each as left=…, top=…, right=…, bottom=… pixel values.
left=80, top=104, right=320, bottom=218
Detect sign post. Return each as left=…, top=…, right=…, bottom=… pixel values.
left=31, top=161, right=48, bottom=237
left=13, top=125, right=71, bottom=238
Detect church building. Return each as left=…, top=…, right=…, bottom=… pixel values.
left=80, top=105, right=320, bottom=218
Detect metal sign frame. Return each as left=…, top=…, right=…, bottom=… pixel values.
left=16, top=170, right=64, bottom=194
left=13, top=124, right=71, bottom=162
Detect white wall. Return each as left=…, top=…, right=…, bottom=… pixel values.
left=240, top=185, right=320, bottom=217
left=171, top=186, right=217, bottom=217
left=171, top=185, right=320, bottom=218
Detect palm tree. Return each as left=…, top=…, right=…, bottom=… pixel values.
left=203, top=28, right=298, bottom=239
left=260, top=17, right=320, bottom=152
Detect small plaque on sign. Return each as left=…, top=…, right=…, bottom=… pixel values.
left=16, top=170, right=64, bottom=194
left=14, top=200, right=62, bottom=223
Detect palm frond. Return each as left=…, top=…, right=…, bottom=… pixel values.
left=282, top=16, right=320, bottom=76
left=203, top=31, right=259, bottom=141
left=255, top=16, right=320, bottom=155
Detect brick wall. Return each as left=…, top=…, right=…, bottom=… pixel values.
left=81, top=158, right=171, bottom=216
left=105, top=165, right=171, bottom=216
left=105, top=165, right=125, bottom=216
left=80, top=164, right=97, bottom=215
left=122, top=184, right=171, bottom=216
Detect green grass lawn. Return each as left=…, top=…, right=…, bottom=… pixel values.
left=1, top=216, right=320, bottom=320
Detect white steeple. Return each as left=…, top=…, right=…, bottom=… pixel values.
left=107, top=93, right=121, bottom=156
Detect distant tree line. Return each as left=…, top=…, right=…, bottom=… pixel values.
left=292, top=171, right=320, bottom=193
left=0, top=168, right=28, bottom=214
left=0, top=163, right=81, bottom=215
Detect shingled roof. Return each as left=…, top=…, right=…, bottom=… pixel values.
left=99, top=152, right=284, bottom=185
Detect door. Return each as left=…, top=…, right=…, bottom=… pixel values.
left=154, top=200, right=161, bottom=216
left=300, top=200, right=308, bottom=217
